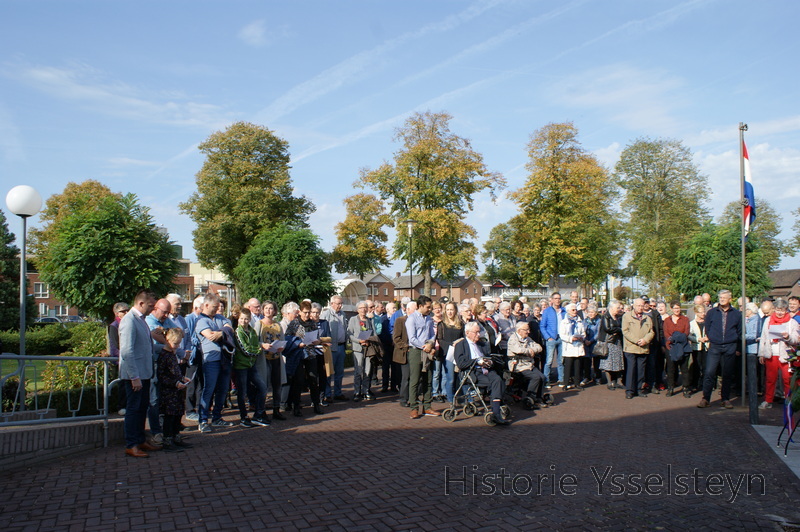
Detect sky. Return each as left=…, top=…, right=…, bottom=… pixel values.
left=2, top=0, right=800, bottom=279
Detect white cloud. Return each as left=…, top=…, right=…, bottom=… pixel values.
left=254, top=0, right=503, bottom=124
left=551, top=64, right=685, bottom=133
left=687, top=116, right=800, bottom=148
left=238, top=19, right=268, bottom=47
left=5, top=61, right=232, bottom=128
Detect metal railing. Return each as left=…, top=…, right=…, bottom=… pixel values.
left=0, top=353, right=118, bottom=447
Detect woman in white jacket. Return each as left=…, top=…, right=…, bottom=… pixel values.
left=758, top=298, right=800, bottom=409
left=559, top=303, right=585, bottom=390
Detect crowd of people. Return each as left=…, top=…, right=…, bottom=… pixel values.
left=111, top=287, right=794, bottom=457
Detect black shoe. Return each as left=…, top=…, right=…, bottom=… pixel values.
left=334, top=394, right=349, bottom=401
left=172, top=439, right=193, bottom=449
left=313, top=404, right=324, bottom=414
left=607, top=384, right=614, bottom=390
left=626, top=392, right=634, bottom=399
left=492, top=415, right=511, bottom=426
left=272, top=409, right=287, bottom=421
left=380, top=387, right=389, bottom=393
left=666, top=388, right=674, bottom=397
left=364, top=394, right=376, bottom=401
left=293, top=407, right=303, bottom=417
left=683, top=389, right=692, bottom=398
left=399, top=401, right=409, bottom=408
left=353, top=394, right=363, bottom=402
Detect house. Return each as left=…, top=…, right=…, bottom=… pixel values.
left=389, top=273, right=483, bottom=302
left=363, top=272, right=395, bottom=303
left=767, top=269, right=800, bottom=299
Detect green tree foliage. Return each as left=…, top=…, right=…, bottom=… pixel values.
left=481, top=220, right=526, bottom=290
left=0, top=210, right=36, bottom=330
left=180, top=121, right=315, bottom=280
left=358, top=111, right=505, bottom=292
left=331, top=193, right=391, bottom=279
left=32, top=183, right=178, bottom=320
left=234, top=223, right=335, bottom=306
left=671, top=221, right=772, bottom=300
left=510, top=122, right=622, bottom=288
left=784, top=207, right=800, bottom=257
left=615, top=137, right=709, bottom=292
left=719, top=198, right=783, bottom=270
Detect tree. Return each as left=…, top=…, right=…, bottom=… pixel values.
left=358, top=111, right=505, bottom=294
left=481, top=220, right=526, bottom=292
left=510, top=122, right=622, bottom=288
left=234, top=223, right=335, bottom=305
left=330, top=193, right=391, bottom=279
left=670, top=221, right=772, bottom=300
left=0, top=211, right=36, bottom=330
left=180, top=121, right=315, bottom=280
left=615, top=137, right=709, bottom=292
left=719, top=198, right=783, bottom=271
left=31, top=184, right=178, bottom=320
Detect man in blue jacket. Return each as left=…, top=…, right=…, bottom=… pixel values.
left=540, top=292, right=566, bottom=387
left=697, top=290, right=741, bottom=409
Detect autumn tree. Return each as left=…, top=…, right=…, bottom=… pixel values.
left=510, top=122, right=622, bottom=289
left=481, top=220, right=526, bottom=292
left=358, top=111, right=505, bottom=294
left=671, top=221, right=772, bottom=300
left=330, top=193, right=391, bottom=279
left=180, top=121, right=314, bottom=280
left=719, top=198, right=783, bottom=271
left=31, top=182, right=178, bottom=319
left=0, top=210, right=37, bottom=330
left=234, top=223, right=335, bottom=305
left=615, top=137, right=709, bottom=292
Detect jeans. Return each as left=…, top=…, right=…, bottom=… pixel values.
left=327, top=344, right=346, bottom=397
left=442, top=359, right=456, bottom=403
left=123, top=379, right=150, bottom=448
left=431, top=359, right=443, bottom=396
left=233, top=366, right=266, bottom=420
left=199, top=359, right=231, bottom=423
left=544, top=338, right=563, bottom=384
left=703, top=343, right=737, bottom=401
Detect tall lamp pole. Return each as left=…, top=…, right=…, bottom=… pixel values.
left=403, top=219, right=416, bottom=299
left=6, top=185, right=42, bottom=357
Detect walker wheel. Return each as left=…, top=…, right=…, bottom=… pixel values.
left=464, top=403, right=477, bottom=417
left=484, top=412, right=496, bottom=426
left=442, top=408, right=456, bottom=422
left=523, top=397, right=536, bottom=410
left=500, top=405, right=512, bottom=420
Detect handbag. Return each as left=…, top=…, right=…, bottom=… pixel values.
left=593, top=340, right=609, bottom=358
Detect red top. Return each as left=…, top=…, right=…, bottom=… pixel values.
left=662, top=314, right=690, bottom=349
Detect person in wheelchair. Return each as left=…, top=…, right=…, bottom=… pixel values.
left=454, top=321, right=509, bottom=425
left=507, top=321, right=547, bottom=408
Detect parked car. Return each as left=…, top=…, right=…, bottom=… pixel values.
left=35, top=317, right=64, bottom=324
left=63, top=315, right=85, bottom=323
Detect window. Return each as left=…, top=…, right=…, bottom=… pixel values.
left=430, top=288, right=437, bottom=296
left=38, top=303, right=49, bottom=316
left=54, top=305, right=69, bottom=317
left=34, top=282, right=49, bottom=298
left=383, top=288, right=388, bottom=296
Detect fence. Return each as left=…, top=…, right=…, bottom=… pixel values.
left=0, top=353, right=119, bottom=448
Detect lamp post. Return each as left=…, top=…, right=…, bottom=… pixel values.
left=403, top=219, right=416, bottom=298
left=6, top=185, right=42, bottom=357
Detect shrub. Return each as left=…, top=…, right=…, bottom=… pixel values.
left=40, top=322, right=108, bottom=391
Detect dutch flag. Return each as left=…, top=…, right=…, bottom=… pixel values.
left=743, top=140, right=756, bottom=236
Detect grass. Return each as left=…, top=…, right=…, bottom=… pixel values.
left=1, top=359, right=50, bottom=392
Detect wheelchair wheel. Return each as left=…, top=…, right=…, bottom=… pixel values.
left=464, top=402, right=477, bottom=417
left=442, top=408, right=457, bottom=423
left=500, top=405, right=512, bottom=420
left=523, top=397, right=536, bottom=410
left=484, top=412, right=496, bottom=426
left=543, top=393, right=555, bottom=406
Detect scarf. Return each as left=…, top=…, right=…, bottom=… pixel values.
left=770, top=312, right=792, bottom=326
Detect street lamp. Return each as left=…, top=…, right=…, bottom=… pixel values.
left=6, top=185, right=42, bottom=357
left=403, top=219, right=417, bottom=298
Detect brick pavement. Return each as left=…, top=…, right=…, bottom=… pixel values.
left=2, top=372, right=800, bottom=531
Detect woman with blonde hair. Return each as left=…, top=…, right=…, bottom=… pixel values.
left=436, top=301, right=464, bottom=403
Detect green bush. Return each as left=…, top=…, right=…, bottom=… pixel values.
left=0, top=322, right=105, bottom=357
left=41, top=322, right=108, bottom=391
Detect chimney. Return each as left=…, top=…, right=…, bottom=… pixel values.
left=396, top=272, right=401, bottom=278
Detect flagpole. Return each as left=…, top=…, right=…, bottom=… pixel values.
left=740, top=122, right=756, bottom=422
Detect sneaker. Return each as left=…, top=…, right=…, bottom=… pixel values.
left=251, top=417, right=270, bottom=427
left=198, top=422, right=212, bottom=433
left=697, top=398, right=710, bottom=408
left=186, top=412, right=199, bottom=421
left=544, top=384, right=552, bottom=390
left=212, top=419, right=234, bottom=427
left=240, top=418, right=254, bottom=428
left=151, top=433, right=164, bottom=445
left=721, top=400, right=734, bottom=409
left=759, top=401, right=773, bottom=409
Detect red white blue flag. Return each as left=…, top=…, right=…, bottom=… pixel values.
left=743, top=140, right=756, bottom=235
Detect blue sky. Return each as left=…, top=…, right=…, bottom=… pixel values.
left=2, top=0, right=800, bottom=276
